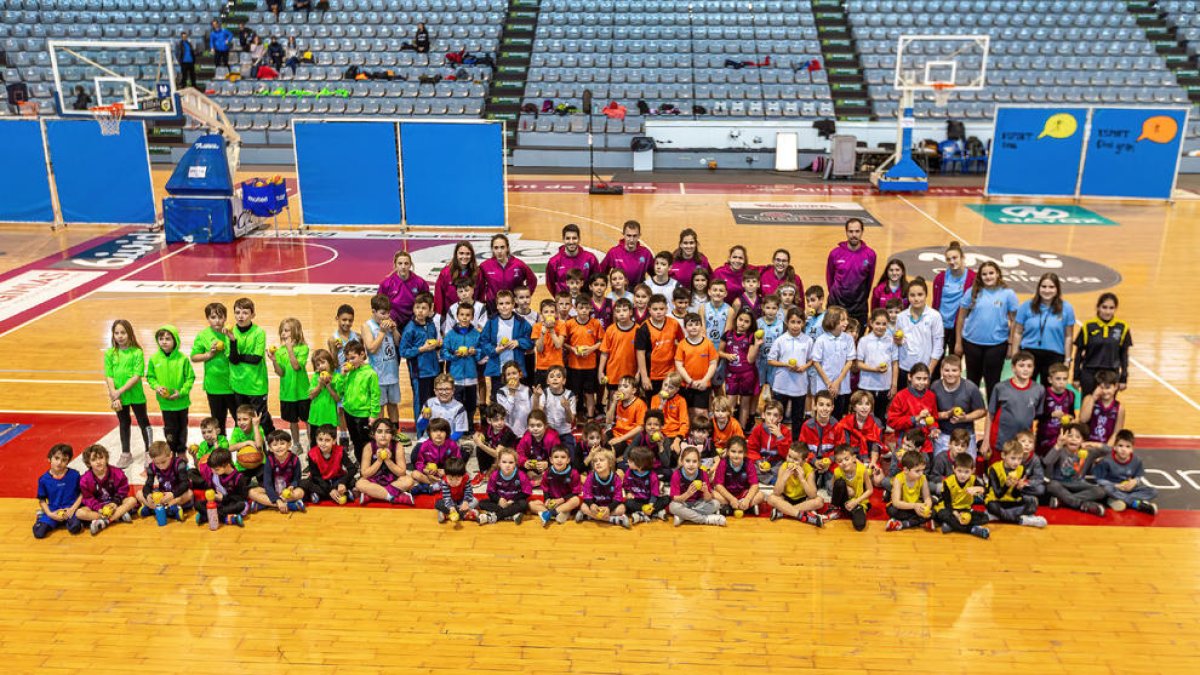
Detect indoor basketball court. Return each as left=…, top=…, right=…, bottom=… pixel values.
left=1, top=21, right=1200, bottom=675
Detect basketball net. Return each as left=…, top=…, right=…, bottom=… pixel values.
left=931, top=82, right=955, bottom=108
left=90, top=102, right=125, bottom=136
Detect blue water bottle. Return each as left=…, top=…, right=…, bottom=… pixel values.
left=154, top=504, right=168, bottom=526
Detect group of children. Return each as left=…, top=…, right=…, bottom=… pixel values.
left=38, top=243, right=1157, bottom=537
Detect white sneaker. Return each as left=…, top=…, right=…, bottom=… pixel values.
left=705, top=514, right=727, bottom=527
left=89, top=518, right=109, bottom=536
left=1019, top=515, right=1048, bottom=528
left=478, top=512, right=497, bottom=526
left=673, top=515, right=683, bottom=527
left=1107, top=498, right=1127, bottom=513
left=113, top=453, right=133, bottom=469
left=556, top=512, right=570, bottom=524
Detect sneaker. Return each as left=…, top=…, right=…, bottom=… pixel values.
left=358, top=492, right=370, bottom=506
left=89, top=518, right=109, bottom=536
left=228, top=514, right=245, bottom=527
left=886, top=518, right=903, bottom=532
left=478, top=512, right=497, bottom=526
left=512, top=513, right=523, bottom=526
left=310, top=493, right=320, bottom=504
left=823, top=509, right=843, bottom=522
left=170, top=506, right=185, bottom=522
left=613, top=515, right=632, bottom=529
left=970, top=525, right=990, bottom=540
left=139, top=506, right=154, bottom=518
left=1133, top=500, right=1158, bottom=516
left=463, top=509, right=479, bottom=522
left=705, top=514, right=727, bottom=526
left=799, top=511, right=825, bottom=528
left=540, top=510, right=553, bottom=527
left=113, top=453, right=133, bottom=469
left=1048, top=496, right=1060, bottom=509
left=249, top=502, right=263, bottom=514
left=1107, top=498, right=1127, bottom=512
left=673, top=515, right=683, bottom=527
left=770, top=508, right=782, bottom=522
left=1019, top=514, right=1048, bottom=528
left=575, top=511, right=587, bottom=523
left=117, top=511, right=131, bottom=523
left=393, top=492, right=414, bottom=506
left=437, top=511, right=447, bottom=524
left=719, top=505, right=733, bottom=517
left=656, top=509, right=668, bottom=521
left=630, top=512, right=646, bottom=524
left=294, top=500, right=307, bottom=513
left=556, top=512, right=569, bottom=524
left=195, top=512, right=204, bottom=526
left=923, top=519, right=936, bottom=532
left=750, top=505, right=759, bottom=517
left=941, top=522, right=952, bottom=534
left=1081, top=501, right=1106, bottom=517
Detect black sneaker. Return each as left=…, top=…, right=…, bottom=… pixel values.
left=1048, top=496, right=1060, bottom=509
left=1133, top=500, right=1158, bottom=516
left=1081, top=501, right=1106, bottom=517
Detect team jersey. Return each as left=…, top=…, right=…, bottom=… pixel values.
left=307, top=371, right=344, bottom=427
left=703, top=301, right=731, bottom=348
left=1086, top=398, right=1121, bottom=443
left=531, top=322, right=564, bottom=370
left=274, top=343, right=311, bottom=402
left=650, top=392, right=690, bottom=438
left=832, top=461, right=869, bottom=500
left=600, top=322, right=639, bottom=383
left=779, top=462, right=815, bottom=500
left=623, top=468, right=660, bottom=501
left=612, top=397, right=647, bottom=438
left=675, top=337, right=718, bottom=382
left=942, top=473, right=978, bottom=511
left=711, top=417, right=743, bottom=451
left=582, top=470, right=624, bottom=507
left=561, top=316, right=604, bottom=370
left=80, top=466, right=129, bottom=511
left=896, top=473, right=927, bottom=505
left=542, top=466, right=582, bottom=500
left=635, top=319, right=684, bottom=380
left=487, top=468, right=533, bottom=502
left=715, top=458, right=757, bottom=497
left=145, top=456, right=190, bottom=496
left=985, top=462, right=1027, bottom=503
left=722, top=331, right=756, bottom=374
left=670, top=467, right=710, bottom=498
left=229, top=322, right=268, bottom=396
left=38, top=468, right=81, bottom=511
left=1036, top=387, right=1076, bottom=454
left=191, top=327, right=232, bottom=395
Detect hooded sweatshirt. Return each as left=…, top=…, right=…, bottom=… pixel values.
left=600, top=240, right=654, bottom=286
left=545, top=244, right=600, bottom=296
left=146, top=324, right=196, bottom=411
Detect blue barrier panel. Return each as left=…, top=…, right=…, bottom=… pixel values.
left=0, top=120, right=54, bottom=223
left=1079, top=107, right=1188, bottom=200
left=45, top=120, right=155, bottom=224
left=399, top=122, right=505, bottom=228
left=295, top=121, right=401, bottom=225
left=985, top=107, right=1089, bottom=198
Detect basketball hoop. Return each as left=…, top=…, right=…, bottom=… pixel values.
left=90, top=102, right=125, bottom=135
left=17, top=101, right=40, bottom=117
left=931, top=82, right=955, bottom=107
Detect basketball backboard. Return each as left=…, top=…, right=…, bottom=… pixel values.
left=893, top=34, right=990, bottom=91
left=48, top=40, right=179, bottom=118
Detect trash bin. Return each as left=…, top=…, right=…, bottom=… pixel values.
left=631, top=135, right=655, bottom=172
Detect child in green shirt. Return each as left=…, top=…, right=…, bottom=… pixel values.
left=146, top=324, right=196, bottom=456
left=338, top=340, right=381, bottom=456
left=307, top=349, right=343, bottom=439
left=229, top=297, right=274, bottom=434
left=104, top=319, right=151, bottom=469
left=273, top=317, right=310, bottom=453
left=190, top=302, right=235, bottom=436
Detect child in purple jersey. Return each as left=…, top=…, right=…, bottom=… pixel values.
left=517, top=409, right=560, bottom=484
left=623, top=445, right=669, bottom=524
left=669, top=446, right=725, bottom=526
left=249, top=430, right=307, bottom=514
left=478, top=448, right=532, bottom=525
left=577, top=448, right=631, bottom=528
left=138, top=441, right=193, bottom=519
left=1036, top=363, right=1077, bottom=456
left=354, top=419, right=416, bottom=506
left=411, top=418, right=463, bottom=493
left=1079, top=369, right=1125, bottom=445
left=631, top=409, right=670, bottom=480
left=76, top=444, right=138, bottom=536
left=587, top=273, right=613, bottom=328
left=534, top=445, right=583, bottom=526
left=734, top=268, right=763, bottom=319
left=719, top=308, right=763, bottom=426
left=713, top=436, right=763, bottom=517
left=195, top=448, right=250, bottom=527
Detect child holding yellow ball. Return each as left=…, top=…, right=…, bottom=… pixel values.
left=76, top=444, right=139, bottom=536
left=139, top=441, right=193, bottom=520
left=248, top=431, right=306, bottom=514
left=668, top=446, right=724, bottom=526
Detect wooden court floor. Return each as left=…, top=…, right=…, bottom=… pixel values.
left=1, top=171, right=1199, bottom=671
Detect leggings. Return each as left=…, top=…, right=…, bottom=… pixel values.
left=831, top=478, right=869, bottom=531
left=206, top=392, right=238, bottom=437
left=935, top=507, right=988, bottom=533
left=454, top=385, right=479, bottom=437
left=344, top=413, right=371, bottom=461
left=773, top=392, right=806, bottom=434
left=961, top=339, right=1008, bottom=396
left=624, top=496, right=670, bottom=516
left=477, top=498, right=528, bottom=519
left=669, top=498, right=719, bottom=523
left=1026, top=347, right=1066, bottom=387
left=162, top=409, right=189, bottom=456
left=196, top=496, right=247, bottom=522
left=986, top=496, right=1037, bottom=523
left=115, top=402, right=153, bottom=456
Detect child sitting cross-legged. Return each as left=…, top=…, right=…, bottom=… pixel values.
left=578, top=448, right=631, bottom=528
left=623, top=445, right=669, bottom=524
left=534, top=445, right=582, bottom=527
left=766, top=448, right=825, bottom=527
left=935, top=451, right=990, bottom=539
left=885, top=450, right=934, bottom=532
left=248, top=430, right=307, bottom=514
left=712, top=436, right=764, bottom=518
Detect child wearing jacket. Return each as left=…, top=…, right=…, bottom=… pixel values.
left=146, top=324, right=196, bottom=457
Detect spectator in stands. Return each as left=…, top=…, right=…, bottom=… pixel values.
left=713, top=245, right=751, bottom=303
left=295, top=0, right=313, bottom=17
left=480, top=234, right=537, bottom=313
left=208, top=21, right=234, bottom=71
left=545, top=223, right=599, bottom=296
left=825, top=217, right=876, bottom=334
left=284, top=37, right=303, bottom=75
left=268, top=36, right=286, bottom=72
left=761, top=248, right=803, bottom=300
left=175, top=31, right=199, bottom=89
left=71, top=86, right=93, bottom=111
left=601, top=220, right=654, bottom=286
left=237, top=25, right=256, bottom=53
left=249, top=35, right=266, bottom=69
left=669, top=228, right=711, bottom=287
left=267, top=0, right=282, bottom=20
left=414, top=23, right=431, bottom=54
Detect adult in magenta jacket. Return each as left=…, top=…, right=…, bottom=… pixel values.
left=378, top=249, right=430, bottom=327
left=668, top=228, right=711, bottom=286
left=433, top=241, right=482, bottom=316
left=544, top=222, right=599, bottom=296
left=931, top=240, right=975, bottom=359
left=599, top=219, right=654, bottom=286
left=759, top=247, right=804, bottom=299
left=711, top=244, right=751, bottom=302
left=825, top=218, right=877, bottom=331
left=479, top=234, right=537, bottom=312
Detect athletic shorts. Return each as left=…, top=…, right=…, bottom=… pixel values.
left=279, top=400, right=311, bottom=424
left=379, top=383, right=402, bottom=406
left=724, top=368, right=759, bottom=396
left=681, top=387, right=712, bottom=410
left=567, top=366, right=599, bottom=395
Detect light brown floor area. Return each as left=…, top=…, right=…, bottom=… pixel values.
left=1, top=503, right=1198, bottom=673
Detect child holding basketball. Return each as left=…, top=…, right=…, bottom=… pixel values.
left=147, top=324, right=196, bottom=457
left=669, top=446, right=725, bottom=527
left=478, top=448, right=532, bottom=525
left=195, top=447, right=249, bottom=527
left=190, top=302, right=235, bottom=436
left=623, top=445, right=668, bottom=523
left=229, top=297, right=274, bottom=435
left=364, top=294, right=402, bottom=428
left=229, top=404, right=264, bottom=479
left=104, top=319, right=151, bottom=469
left=885, top=451, right=934, bottom=532
left=339, top=340, right=380, bottom=456
left=273, top=317, right=311, bottom=452
left=765, top=455, right=825, bottom=527
left=713, top=436, right=763, bottom=517
left=139, top=441, right=193, bottom=519
left=33, top=444, right=83, bottom=539
left=578, top=448, right=630, bottom=528
left=354, top=419, right=415, bottom=505
left=300, top=425, right=355, bottom=505
left=534, top=445, right=582, bottom=526
left=76, top=444, right=137, bottom=536
left=249, top=430, right=306, bottom=514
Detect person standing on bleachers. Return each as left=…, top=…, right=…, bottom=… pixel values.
left=208, top=21, right=234, bottom=72
left=414, top=23, right=431, bottom=54
left=176, top=31, right=198, bottom=89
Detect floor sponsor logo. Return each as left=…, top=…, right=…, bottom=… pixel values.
left=893, top=246, right=1121, bottom=293
left=50, top=231, right=164, bottom=270
left=0, top=270, right=106, bottom=319
left=728, top=201, right=882, bottom=226
left=967, top=204, right=1116, bottom=226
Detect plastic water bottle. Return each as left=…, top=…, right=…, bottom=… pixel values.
left=206, top=501, right=219, bottom=531
left=154, top=504, right=167, bottom=526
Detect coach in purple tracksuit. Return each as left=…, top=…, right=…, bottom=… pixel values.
left=825, top=218, right=876, bottom=333
left=378, top=251, right=430, bottom=328
left=479, top=234, right=537, bottom=312
left=600, top=219, right=653, bottom=286
left=544, top=223, right=599, bottom=295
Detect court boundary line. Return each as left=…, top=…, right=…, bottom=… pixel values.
left=898, top=196, right=1200, bottom=416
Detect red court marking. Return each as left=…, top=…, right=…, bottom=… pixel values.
left=136, top=238, right=385, bottom=284
left=505, top=180, right=984, bottom=197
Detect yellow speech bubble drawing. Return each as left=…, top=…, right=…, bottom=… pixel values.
left=1037, top=113, right=1078, bottom=140
left=1137, top=115, right=1178, bottom=143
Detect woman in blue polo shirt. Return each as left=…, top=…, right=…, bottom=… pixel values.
left=954, top=261, right=1018, bottom=396
left=1012, top=273, right=1076, bottom=386
left=932, top=241, right=975, bottom=363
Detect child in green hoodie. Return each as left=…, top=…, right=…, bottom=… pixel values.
left=104, top=319, right=151, bottom=469
left=146, top=324, right=196, bottom=457
left=338, top=340, right=381, bottom=457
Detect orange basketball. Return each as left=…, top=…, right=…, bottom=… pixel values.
left=237, top=448, right=264, bottom=470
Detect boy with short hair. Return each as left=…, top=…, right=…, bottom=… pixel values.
left=195, top=447, right=249, bottom=527
left=830, top=444, right=872, bottom=531
left=441, top=303, right=482, bottom=432
left=228, top=297, right=274, bottom=434
left=755, top=294, right=785, bottom=397
left=646, top=251, right=679, bottom=299
left=399, top=292, right=442, bottom=423
left=599, top=298, right=639, bottom=394
left=365, top=294, right=402, bottom=427
left=1079, top=369, right=1125, bottom=445
left=190, top=302, right=235, bottom=436
left=561, top=295, right=604, bottom=419
left=140, top=440, right=193, bottom=519
left=983, top=351, right=1045, bottom=458
left=328, top=303, right=360, bottom=448
left=636, top=293, right=683, bottom=396
left=33, top=444, right=83, bottom=539
left=674, top=312, right=719, bottom=416
left=187, top=418, right=228, bottom=483
left=670, top=286, right=692, bottom=331
left=886, top=450, right=934, bottom=532
left=436, top=456, right=478, bottom=524
left=803, top=286, right=827, bottom=342
left=481, top=289, right=534, bottom=393
left=746, top=400, right=792, bottom=484
left=532, top=298, right=565, bottom=388
left=148, top=324, right=196, bottom=457
left=1043, top=422, right=1107, bottom=516
left=702, top=278, right=734, bottom=389
left=928, top=428, right=971, bottom=497
left=1036, top=362, right=1077, bottom=456
left=339, top=340, right=381, bottom=457
left=228, top=404, right=264, bottom=478
left=300, top=425, right=356, bottom=505
left=936, top=452, right=990, bottom=539
left=985, top=440, right=1048, bottom=528
left=1093, top=429, right=1158, bottom=514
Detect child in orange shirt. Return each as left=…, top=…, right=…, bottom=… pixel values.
left=636, top=293, right=683, bottom=396
left=649, top=372, right=690, bottom=445
left=710, top=395, right=744, bottom=456
left=531, top=298, right=564, bottom=388
left=599, top=298, right=639, bottom=396
left=674, top=312, right=719, bottom=417
left=606, top=375, right=646, bottom=458
left=561, top=295, right=604, bottom=419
